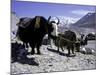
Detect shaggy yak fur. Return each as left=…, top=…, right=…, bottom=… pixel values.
left=54, top=30, right=78, bottom=55
left=16, top=16, right=53, bottom=55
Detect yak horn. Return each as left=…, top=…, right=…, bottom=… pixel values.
left=56, top=17, right=60, bottom=25
left=48, top=16, right=52, bottom=23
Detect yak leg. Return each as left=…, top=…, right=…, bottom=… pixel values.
left=25, top=43, right=28, bottom=48
left=36, top=45, right=41, bottom=55
left=57, top=39, right=60, bottom=52
left=57, top=40, right=60, bottom=51
left=67, top=46, right=70, bottom=55
left=61, top=46, right=64, bottom=51
left=31, top=47, right=35, bottom=55
left=57, top=45, right=60, bottom=52
left=71, top=45, right=75, bottom=54
left=36, top=41, right=41, bottom=55
left=30, top=42, right=35, bottom=55
left=24, top=43, right=28, bottom=51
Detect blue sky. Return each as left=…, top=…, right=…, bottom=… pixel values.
left=11, top=0, right=96, bottom=23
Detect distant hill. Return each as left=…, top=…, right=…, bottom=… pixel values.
left=11, top=12, right=19, bottom=31
left=72, top=13, right=96, bottom=28
left=11, top=12, right=19, bottom=39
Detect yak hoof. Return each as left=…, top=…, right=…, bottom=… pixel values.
left=57, top=49, right=59, bottom=52
left=66, top=53, right=70, bottom=56
left=31, top=52, right=35, bottom=55
left=37, top=52, right=41, bottom=55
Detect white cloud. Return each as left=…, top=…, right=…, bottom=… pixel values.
left=71, top=10, right=94, bottom=16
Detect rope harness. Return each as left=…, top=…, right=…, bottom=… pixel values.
left=57, top=35, right=78, bottom=44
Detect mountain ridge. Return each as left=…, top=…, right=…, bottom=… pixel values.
left=72, top=12, right=96, bottom=28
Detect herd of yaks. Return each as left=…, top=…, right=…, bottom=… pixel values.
left=11, top=16, right=96, bottom=62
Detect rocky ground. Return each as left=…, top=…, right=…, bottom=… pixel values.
left=11, top=41, right=96, bottom=75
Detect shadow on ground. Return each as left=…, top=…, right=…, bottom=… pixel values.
left=12, top=56, right=39, bottom=66
left=47, top=47, right=76, bottom=57
left=11, top=42, right=39, bottom=66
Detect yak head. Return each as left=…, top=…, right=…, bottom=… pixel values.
left=48, top=16, right=60, bottom=26
left=47, top=16, right=60, bottom=39
left=34, top=16, right=41, bottom=29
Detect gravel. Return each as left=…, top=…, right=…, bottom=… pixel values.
left=11, top=44, right=96, bottom=74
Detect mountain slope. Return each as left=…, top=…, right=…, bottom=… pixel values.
left=73, top=13, right=96, bottom=28
left=11, top=12, right=19, bottom=39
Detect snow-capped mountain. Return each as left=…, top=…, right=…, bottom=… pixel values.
left=50, top=16, right=76, bottom=28
left=72, top=12, right=96, bottom=28
left=11, top=12, right=79, bottom=37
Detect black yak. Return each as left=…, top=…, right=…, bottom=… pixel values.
left=53, top=30, right=77, bottom=56
left=16, top=16, right=57, bottom=55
